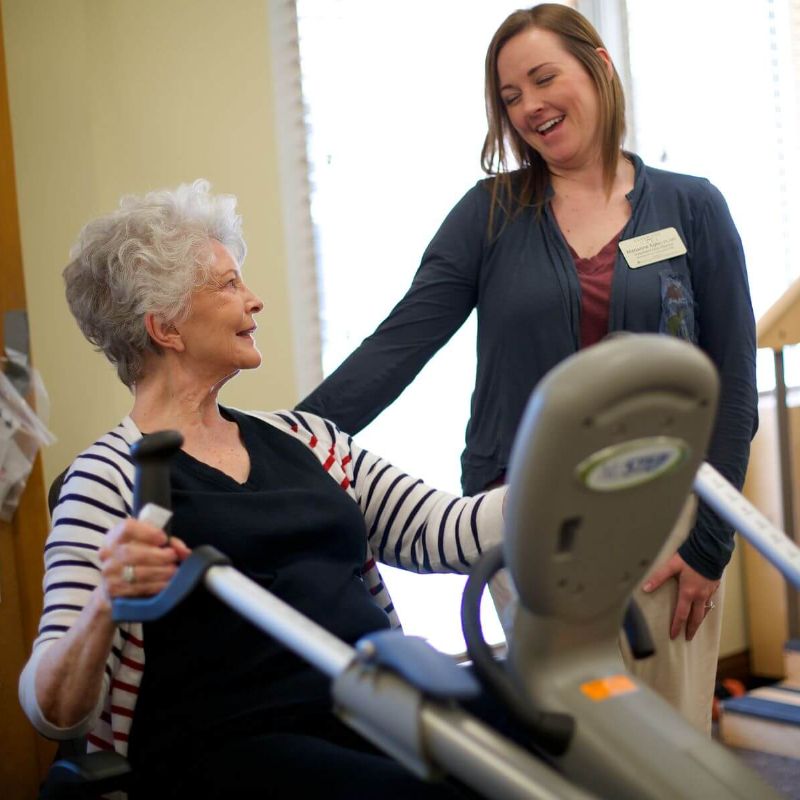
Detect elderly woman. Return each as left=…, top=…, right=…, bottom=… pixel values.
left=298, top=3, right=758, bottom=733
left=19, top=181, right=505, bottom=799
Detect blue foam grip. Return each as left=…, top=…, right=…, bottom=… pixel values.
left=47, top=751, right=132, bottom=788
left=356, top=629, right=480, bottom=700
left=723, top=694, right=800, bottom=725
left=112, top=545, right=231, bottom=622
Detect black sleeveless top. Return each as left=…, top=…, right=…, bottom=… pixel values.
left=127, top=408, right=391, bottom=767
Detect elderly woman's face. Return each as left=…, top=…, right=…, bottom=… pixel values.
left=497, top=27, right=610, bottom=174
left=175, top=240, right=264, bottom=379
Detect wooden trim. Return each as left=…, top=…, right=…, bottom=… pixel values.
left=742, top=401, right=795, bottom=677
left=0, top=5, right=57, bottom=797
left=757, top=274, right=800, bottom=349
left=716, top=649, right=752, bottom=684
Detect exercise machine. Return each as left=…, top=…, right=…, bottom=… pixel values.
left=49, top=335, right=795, bottom=798
left=461, top=334, right=791, bottom=798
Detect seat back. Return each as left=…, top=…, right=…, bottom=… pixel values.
left=47, top=468, right=68, bottom=516
left=40, top=467, right=132, bottom=798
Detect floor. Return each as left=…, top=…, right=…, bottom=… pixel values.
left=713, top=723, right=800, bottom=799
left=733, top=746, right=800, bottom=799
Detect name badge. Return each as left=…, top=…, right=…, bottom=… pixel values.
left=619, top=227, right=687, bottom=269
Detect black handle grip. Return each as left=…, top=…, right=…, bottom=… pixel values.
left=131, top=430, right=183, bottom=522
left=461, top=545, right=575, bottom=756
left=623, top=599, right=656, bottom=660
left=112, top=429, right=185, bottom=623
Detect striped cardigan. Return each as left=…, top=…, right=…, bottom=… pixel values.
left=19, top=409, right=506, bottom=755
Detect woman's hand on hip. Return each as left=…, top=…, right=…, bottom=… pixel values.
left=98, top=518, right=191, bottom=600
left=642, top=552, right=720, bottom=641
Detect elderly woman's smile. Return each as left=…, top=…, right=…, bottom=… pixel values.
left=171, top=238, right=264, bottom=378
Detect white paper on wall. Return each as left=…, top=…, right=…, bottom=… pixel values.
left=0, top=365, right=55, bottom=522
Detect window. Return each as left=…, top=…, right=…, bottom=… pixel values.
left=293, top=0, right=795, bottom=652
left=626, top=0, right=800, bottom=389
left=295, top=0, right=541, bottom=652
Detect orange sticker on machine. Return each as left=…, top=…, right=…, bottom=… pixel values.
left=580, top=675, right=638, bottom=702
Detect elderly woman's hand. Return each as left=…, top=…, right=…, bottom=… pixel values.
left=98, top=518, right=191, bottom=600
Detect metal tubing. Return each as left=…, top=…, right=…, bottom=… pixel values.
left=203, top=565, right=597, bottom=799
left=694, top=462, right=800, bottom=589
left=420, top=705, right=597, bottom=800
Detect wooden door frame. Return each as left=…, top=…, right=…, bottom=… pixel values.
left=0, top=4, right=57, bottom=797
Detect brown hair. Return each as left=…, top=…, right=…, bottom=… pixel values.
left=481, top=4, right=626, bottom=226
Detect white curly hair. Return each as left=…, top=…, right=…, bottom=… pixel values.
left=63, top=179, right=247, bottom=387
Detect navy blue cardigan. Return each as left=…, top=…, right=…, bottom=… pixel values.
left=299, top=154, right=758, bottom=579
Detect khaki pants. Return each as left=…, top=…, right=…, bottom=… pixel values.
left=620, top=496, right=723, bottom=735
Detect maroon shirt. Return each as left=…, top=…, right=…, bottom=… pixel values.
left=568, top=230, right=623, bottom=349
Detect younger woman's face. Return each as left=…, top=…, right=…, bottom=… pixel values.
left=497, top=27, right=611, bottom=175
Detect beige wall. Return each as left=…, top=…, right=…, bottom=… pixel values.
left=719, top=539, right=748, bottom=658
left=2, top=0, right=296, bottom=488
